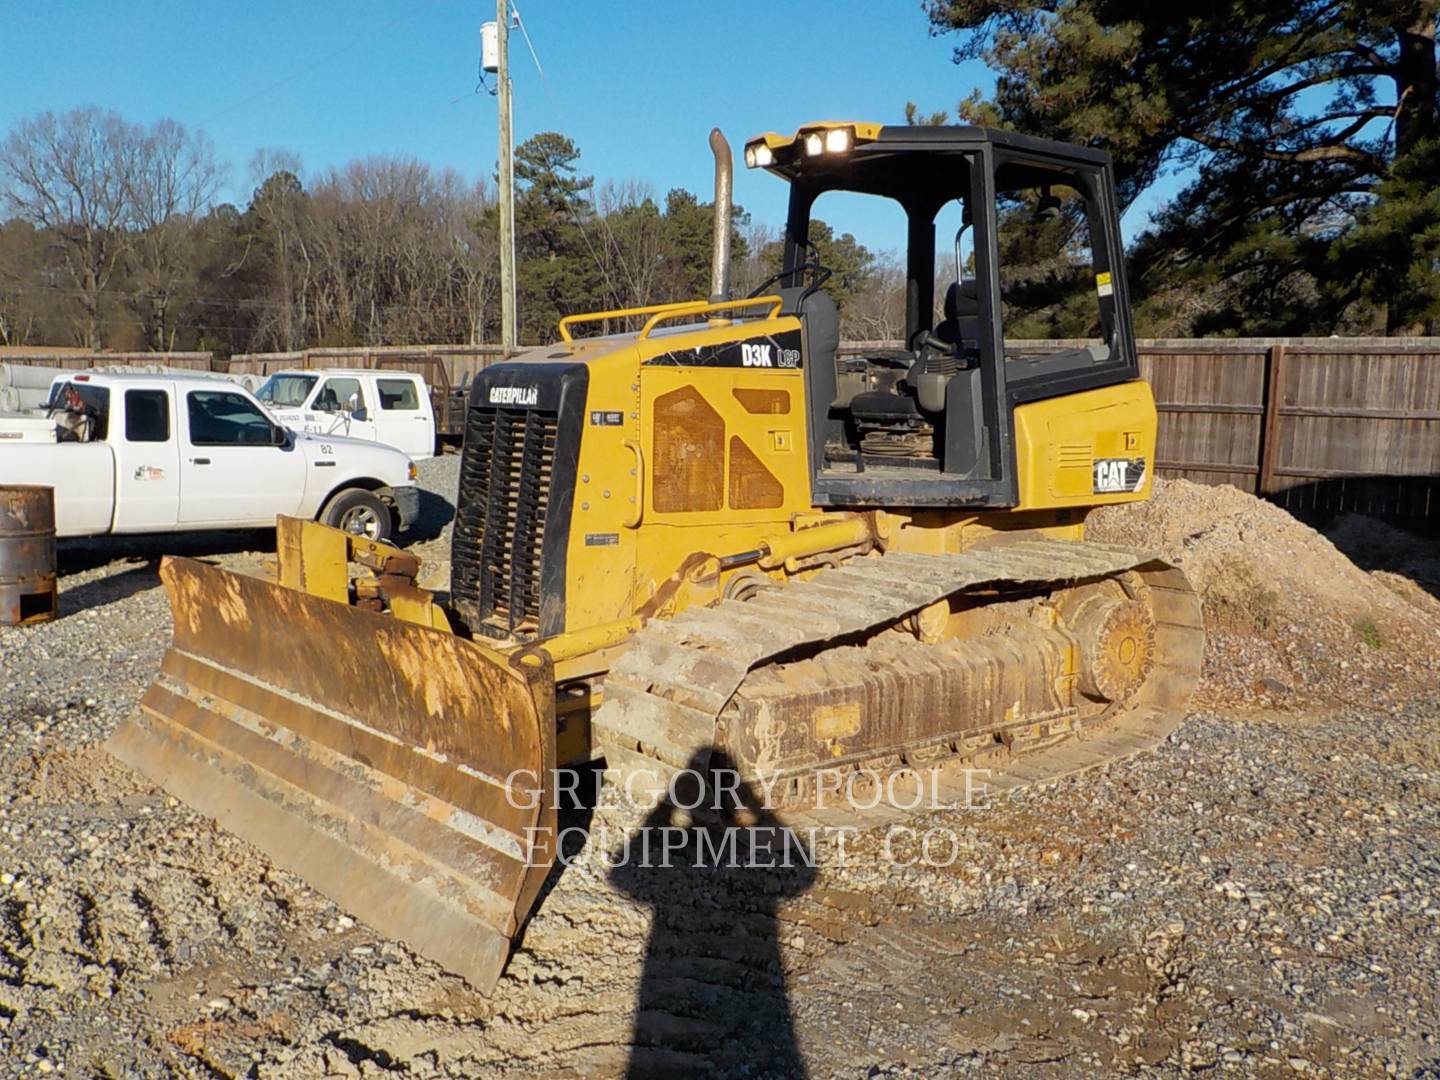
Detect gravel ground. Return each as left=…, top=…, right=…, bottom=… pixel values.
left=0, top=468, right=1436, bottom=1078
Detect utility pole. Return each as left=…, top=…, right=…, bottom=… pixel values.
left=496, top=0, right=517, bottom=349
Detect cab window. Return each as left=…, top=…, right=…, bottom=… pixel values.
left=377, top=378, right=420, bottom=410
left=124, top=389, right=170, bottom=443
left=314, top=377, right=365, bottom=414
left=256, top=373, right=317, bottom=408
left=187, top=390, right=277, bottom=446
left=993, top=157, right=1122, bottom=385
left=47, top=381, right=110, bottom=441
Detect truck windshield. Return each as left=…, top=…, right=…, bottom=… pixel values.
left=256, top=373, right=318, bottom=408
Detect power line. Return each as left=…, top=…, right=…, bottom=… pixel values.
left=511, top=4, right=545, bottom=80
left=198, top=11, right=412, bottom=128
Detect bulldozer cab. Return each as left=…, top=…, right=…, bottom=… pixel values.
left=744, top=123, right=1140, bottom=508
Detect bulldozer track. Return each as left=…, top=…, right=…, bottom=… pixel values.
left=592, top=539, right=1204, bottom=829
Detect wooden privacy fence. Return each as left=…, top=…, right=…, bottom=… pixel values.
left=0, top=351, right=213, bottom=371
left=1138, top=338, right=1440, bottom=518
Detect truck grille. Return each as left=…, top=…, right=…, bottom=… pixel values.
left=451, top=405, right=558, bottom=635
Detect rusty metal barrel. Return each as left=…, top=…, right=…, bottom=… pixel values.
left=0, top=485, right=58, bottom=626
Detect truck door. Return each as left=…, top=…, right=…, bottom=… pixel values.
left=178, top=388, right=307, bottom=527
left=110, top=386, right=181, bottom=532
left=372, top=375, right=434, bottom=459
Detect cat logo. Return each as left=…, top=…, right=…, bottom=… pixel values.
left=740, top=343, right=774, bottom=367
left=489, top=385, right=539, bottom=406
left=1093, top=456, right=1146, bottom=494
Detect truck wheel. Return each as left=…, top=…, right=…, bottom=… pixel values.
left=321, top=489, right=392, bottom=542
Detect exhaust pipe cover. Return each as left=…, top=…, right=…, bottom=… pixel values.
left=708, top=128, right=733, bottom=304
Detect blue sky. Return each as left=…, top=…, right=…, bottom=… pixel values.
left=0, top=2, right=1178, bottom=253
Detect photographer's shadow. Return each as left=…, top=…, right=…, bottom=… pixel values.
left=609, top=749, right=814, bottom=1079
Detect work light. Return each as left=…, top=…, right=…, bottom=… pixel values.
left=744, top=142, right=774, bottom=169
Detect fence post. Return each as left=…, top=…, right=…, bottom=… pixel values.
left=1256, top=343, right=1288, bottom=496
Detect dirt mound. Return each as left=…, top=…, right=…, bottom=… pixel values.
left=16, top=744, right=155, bottom=804
left=1088, top=479, right=1440, bottom=706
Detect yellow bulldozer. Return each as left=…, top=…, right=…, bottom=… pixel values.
left=109, top=122, right=1203, bottom=992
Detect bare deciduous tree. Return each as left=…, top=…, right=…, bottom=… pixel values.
left=127, top=119, right=224, bottom=349
left=0, top=221, right=51, bottom=346
left=441, top=171, right=498, bottom=345
left=592, top=179, right=665, bottom=309
left=731, top=219, right=779, bottom=300
left=306, top=157, right=496, bottom=347
left=0, top=111, right=907, bottom=352
left=843, top=255, right=907, bottom=342
left=0, top=107, right=138, bottom=348
left=247, top=148, right=311, bottom=351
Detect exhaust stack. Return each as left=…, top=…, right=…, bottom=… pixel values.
left=708, top=128, right=733, bottom=304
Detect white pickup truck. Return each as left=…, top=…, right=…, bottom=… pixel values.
left=255, top=368, right=437, bottom=459
left=0, top=372, right=420, bottom=542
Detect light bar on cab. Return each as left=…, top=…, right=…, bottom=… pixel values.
left=743, top=124, right=867, bottom=169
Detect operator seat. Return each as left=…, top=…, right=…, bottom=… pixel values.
left=933, top=279, right=981, bottom=350
left=779, top=285, right=839, bottom=369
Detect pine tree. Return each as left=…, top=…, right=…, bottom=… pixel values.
left=923, top=0, right=1439, bottom=334
left=511, top=132, right=602, bottom=342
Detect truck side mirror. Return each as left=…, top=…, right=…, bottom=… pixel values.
left=271, top=424, right=289, bottom=447
left=351, top=406, right=367, bottom=421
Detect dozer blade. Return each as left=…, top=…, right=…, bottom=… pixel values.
left=107, top=556, right=556, bottom=993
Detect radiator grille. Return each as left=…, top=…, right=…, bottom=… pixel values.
left=451, top=404, right=558, bottom=635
